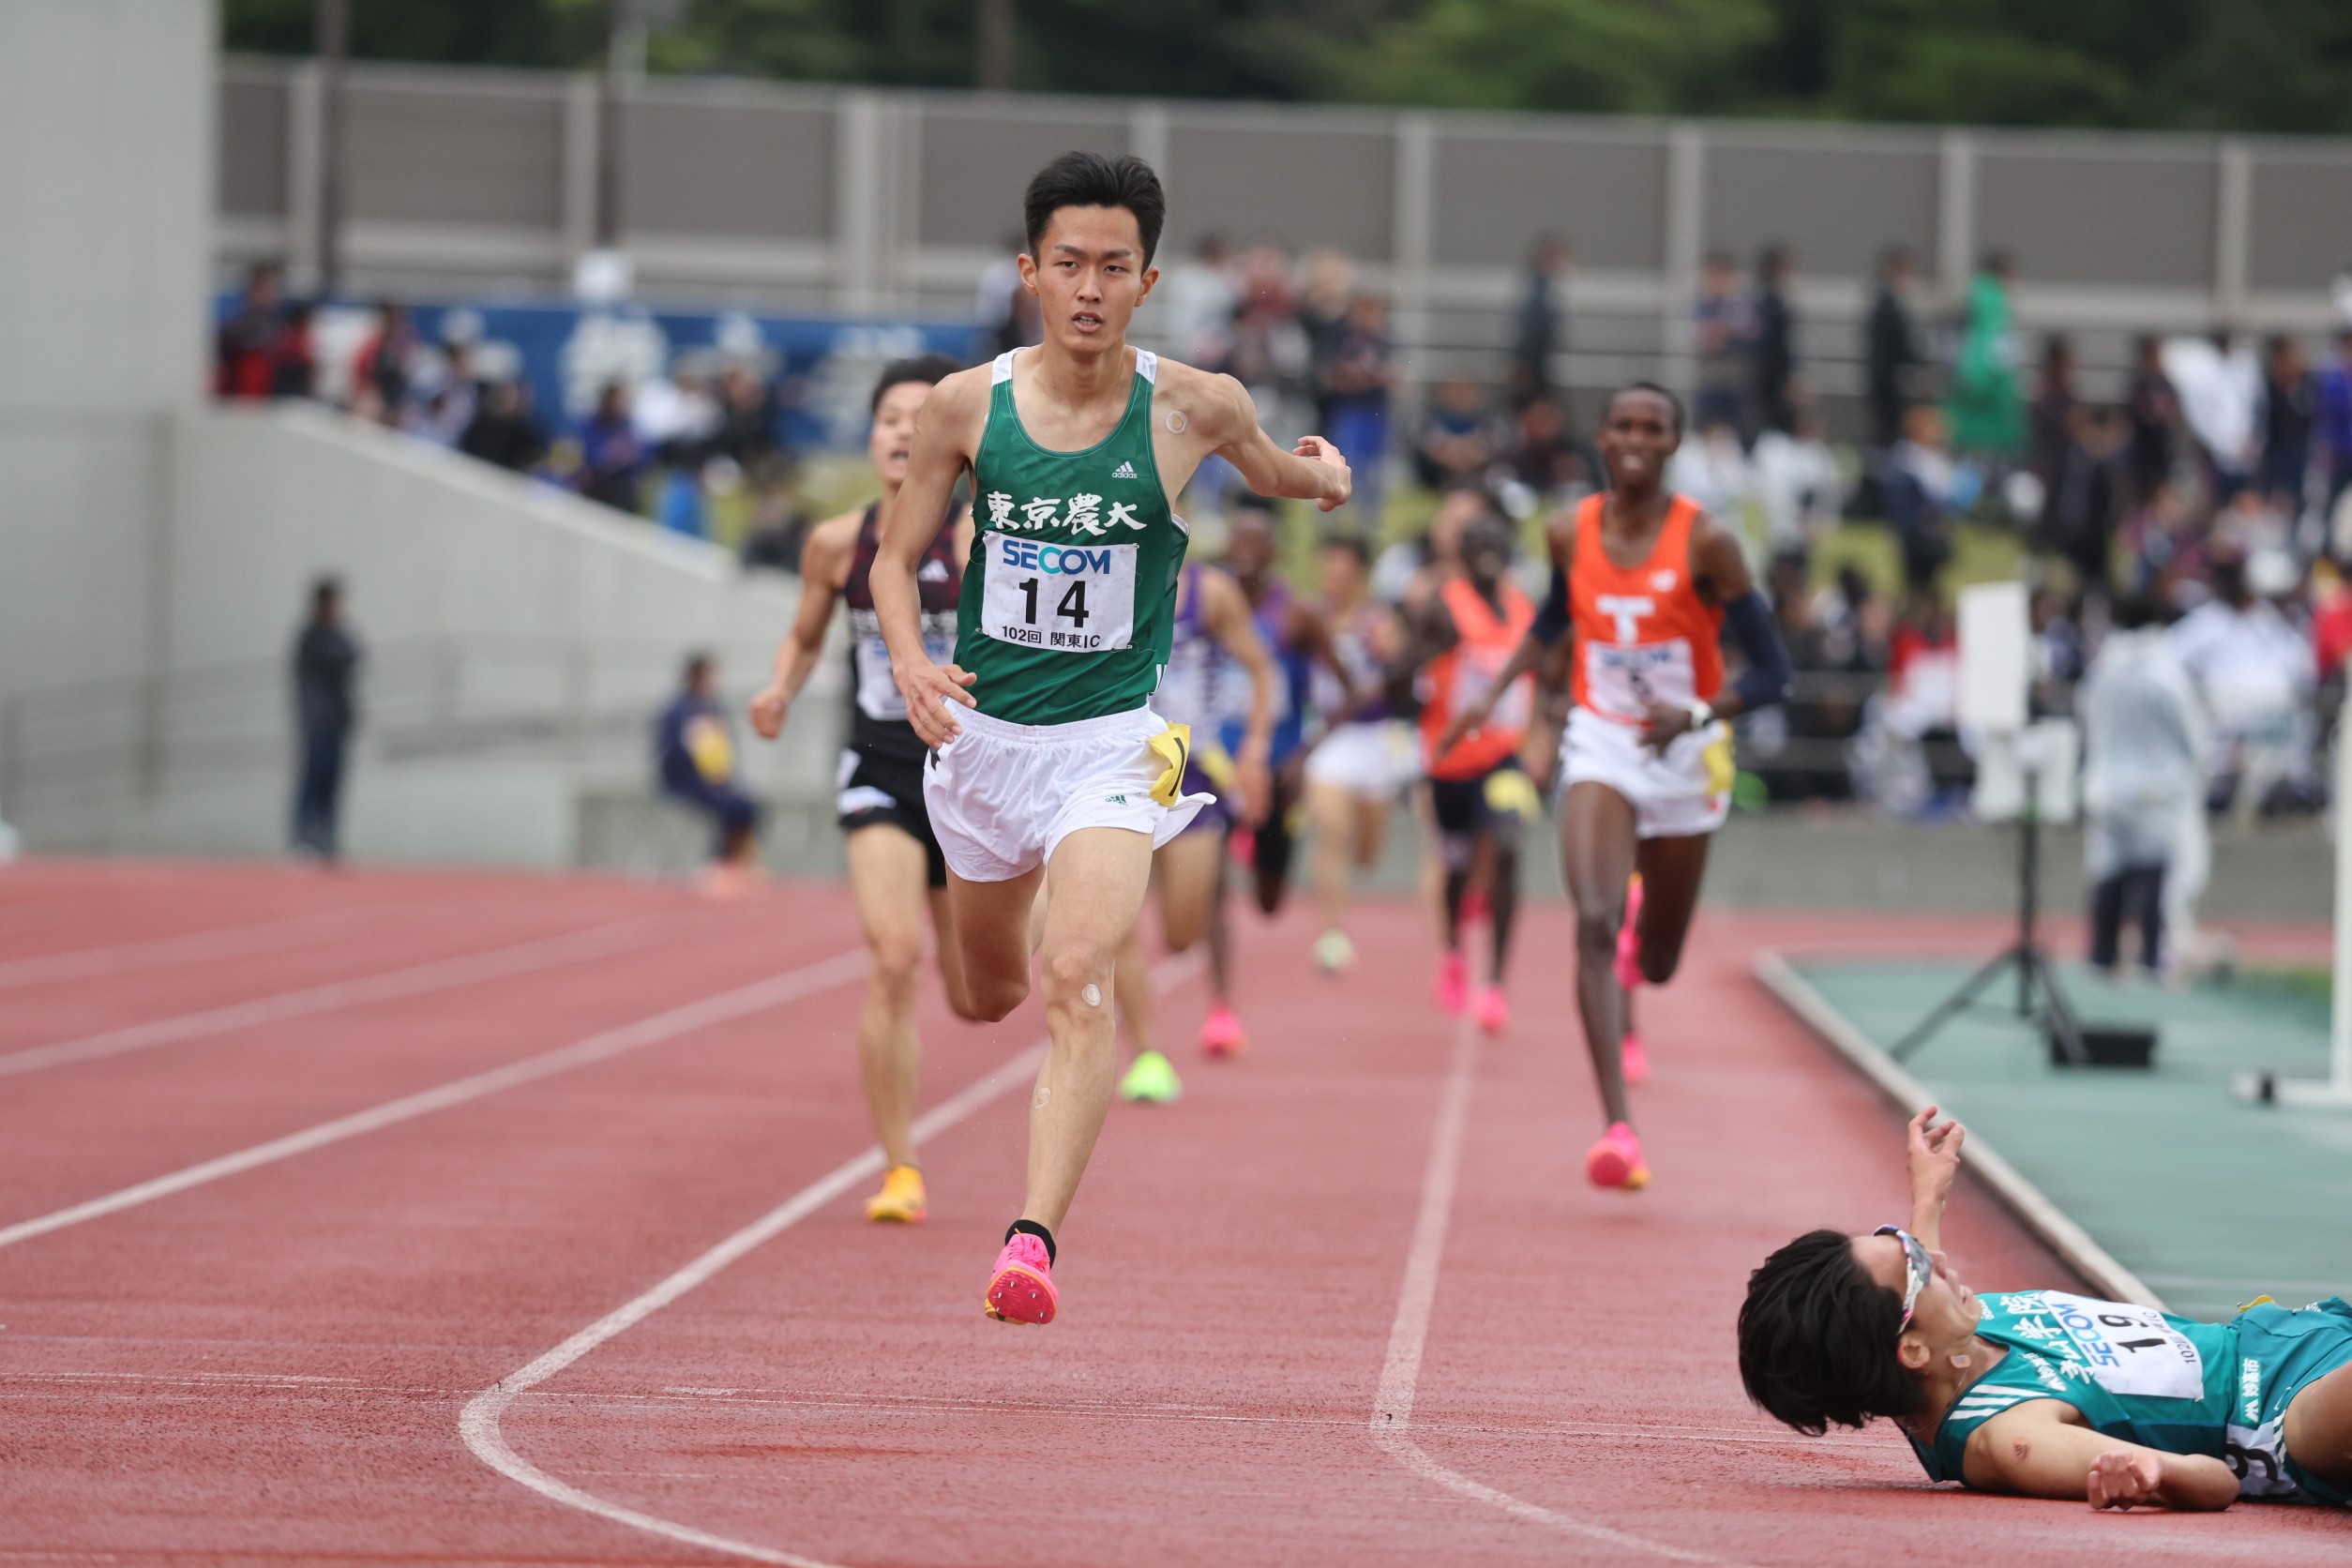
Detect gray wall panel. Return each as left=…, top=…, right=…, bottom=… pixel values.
left=1165, top=120, right=1394, bottom=258
left=1979, top=145, right=2216, bottom=287
left=218, top=72, right=286, bottom=217
left=2249, top=153, right=2352, bottom=292
left=623, top=98, right=831, bottom=239
left=919, top=105, right=1129, bottom=248
left=345, top=79, right=564, bottom=227
left=1431, top=130, right=1666, bottom=269
left=1703, top=139, right=1937, bottom=278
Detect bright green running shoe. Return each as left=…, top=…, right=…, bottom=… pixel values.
left=1314, top=927, right=1356, bottom=975
left=1118, top=1048, right=1183, bottom=1104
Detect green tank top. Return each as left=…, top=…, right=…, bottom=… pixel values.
left=1908, top=1289, right=2240, bottom=1486
left=957, top=347, right=1186, bottom=726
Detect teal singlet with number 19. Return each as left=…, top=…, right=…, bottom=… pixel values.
left=957, top=347, right=1186, bottom=726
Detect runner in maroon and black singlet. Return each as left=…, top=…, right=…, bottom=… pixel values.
left=750, top=354, right=974, bottom=1225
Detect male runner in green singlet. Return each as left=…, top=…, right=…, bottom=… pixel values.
left=870, top=152, right=1350, bottom=1324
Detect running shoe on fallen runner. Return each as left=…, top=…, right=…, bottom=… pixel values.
left=1432, top=949, right=1470, bottom=1015
left=1199, top=1002, right=1248, bottom=1058
left=1473, top=984, right=1510, bottom=1035
left=984, top=1233, right=1057, bottom=1324
left=1585, top=1121, right=1650, bottom=1191
left=865, top=1164, right=927, bottom=1224
left=1118, top=1048, right=1184, bottom=1103
left=1621, top=1032, right=1650, bottom=1086
left=1314, top=927, right=1355, bottom=975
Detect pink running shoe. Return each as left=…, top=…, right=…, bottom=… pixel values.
left=1585, top=1121, right=1651, bottom=1191
left=1621, top=1032, right=1650, bottom=1086
left=1473, top=984, right=1510, bottom=1035
left=1431, top=949, right=1470, bottom=1015
left=1614, top=875, right=1645, bottom=991
left=1199, top=1002, right=1248, bottom=1058
left=984, top=1233, right=1057, bottom=1324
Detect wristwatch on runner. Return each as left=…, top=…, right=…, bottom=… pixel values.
left=1686, top=698, right=1715, bottom=731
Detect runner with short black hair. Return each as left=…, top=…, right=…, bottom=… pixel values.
left=749, top=354, right=970, bottom=1225
left=1440, top=382, right=1792, bottom=1191
left=870, top=150, right=1350, bottom=1324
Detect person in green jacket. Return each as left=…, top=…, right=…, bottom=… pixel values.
left=1947, top=254, right=2026, bottom=460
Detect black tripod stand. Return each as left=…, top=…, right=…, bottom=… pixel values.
left=1889, top=785, right=2089, bottom=1066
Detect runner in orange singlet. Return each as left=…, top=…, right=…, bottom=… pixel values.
left=1441, top=384, right=1791, bottom=1192
left=1404, top=510, right=1540, bottom=1034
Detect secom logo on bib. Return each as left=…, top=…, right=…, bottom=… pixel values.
left=980, top=531, right=1138, bottom=653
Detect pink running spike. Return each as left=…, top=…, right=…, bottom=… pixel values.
left=1621, top=1032, right=1650, bottom=1086
left=984, top=1233, right=1057, bottom=1324
left=1431, top=949, right=1470, bottom=1015
left=1585, top=1121, right=1651, bottom=1191
left=1198, top=1002, right=1248, bottom=1058
left=1473, top=984, right=1510, bottom=1036
left=1614, top=875, right=1645, bottom=991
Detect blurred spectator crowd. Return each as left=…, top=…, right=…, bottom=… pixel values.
left=214, top=263, right=801, bottom=555
left=221, top=234, right=2352, bottom=824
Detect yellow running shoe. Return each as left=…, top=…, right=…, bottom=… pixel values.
left=865, top=1164, right=927, bottom=1224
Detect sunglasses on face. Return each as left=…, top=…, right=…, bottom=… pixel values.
left=1874, top=1225, right=1933, bottom=1333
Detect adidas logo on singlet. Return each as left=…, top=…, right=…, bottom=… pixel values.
left=1111, top=460, right=1138, bottom=479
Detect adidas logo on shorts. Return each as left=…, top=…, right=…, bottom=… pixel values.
left=1111, top=460, right=1138, bottom=479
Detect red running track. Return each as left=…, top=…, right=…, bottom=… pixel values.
left=0, top=859, right=2343, bottom=1566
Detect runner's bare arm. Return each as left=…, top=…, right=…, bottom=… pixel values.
left=1203, top=568, right=1275, bottom=826
left=873, top=370, right=988, bottom=746
left=1966, top=1406, right=2237, bottom=1511
left=1437, top=508, right=1576, bottom=754
left=1905, top=1106, right=1966, bottom=1254
left=748, top=512, right=857, bottom=739
left=1199, top=373, right=1352, bottom=512
left=1641, top=507, right=1788, bottom=746
left=1522, top=635, right=1576, bottom=789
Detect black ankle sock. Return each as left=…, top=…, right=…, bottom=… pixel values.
left=1005, top=1219, right=1056, bottom=1265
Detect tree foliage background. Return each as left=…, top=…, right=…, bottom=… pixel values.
left=225, top=0, right=2352, bottom=135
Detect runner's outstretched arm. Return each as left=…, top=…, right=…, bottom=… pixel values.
left=1636, top=512, right=1791, bottom=749
left=1206, top=376, right=1352, bottom=512
left=748, top=516, right=852, bottom=739
left=1201, top=568, right=1275, bottom=825
left=1965, top=1407, right=2237, bottom=1511
left=874, top=372, right=987, bottom=747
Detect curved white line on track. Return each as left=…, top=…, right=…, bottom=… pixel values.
left=0, top=917, right=655, bottom=1079
left=0, top=906, right=384, bottom=991
left=1370, top=1021, right=1748, bottom=1567
left=461, top=955, right=1201, bottom=1567
left=0, top=949, right=869, bottom=1251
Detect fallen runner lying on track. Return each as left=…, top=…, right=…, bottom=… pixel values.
left=1739, top=1108, right=2352, bottom=1513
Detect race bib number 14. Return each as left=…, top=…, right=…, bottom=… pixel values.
left=981, top=533, right=1137, bottom=653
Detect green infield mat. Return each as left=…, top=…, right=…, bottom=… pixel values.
left=1786, top=957, right=2352, bottom=1320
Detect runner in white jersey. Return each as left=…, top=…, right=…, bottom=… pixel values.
left=871, top=152, right=1349, bottom=1324
left=1302, top=532, right=1412, bottom=974
left=1109, top=562, right=1274, bottom=1104
left=748, top=355, right=972, bottom=1225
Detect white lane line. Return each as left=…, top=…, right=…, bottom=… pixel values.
left=0, top=918, right=656, bottom=1080
left=0, top=906, right=386, bottom=992
left=0, top=949, right=869, bottom=1252
left=1369, top=1021, right=1747, bottom=1567
left=461, top=955, right=1200, bottom=1568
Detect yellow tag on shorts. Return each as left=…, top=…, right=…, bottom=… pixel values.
left=1147, top=723, right=1193, bottom=808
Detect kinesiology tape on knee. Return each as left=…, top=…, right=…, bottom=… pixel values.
left=1005, top=1218, right=1057, bottom=1265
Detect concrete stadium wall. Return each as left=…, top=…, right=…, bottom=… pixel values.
left=0, top=0, right=212, bottom=705
left=15, top=404, right=831, bottom=867
left=212, top=57, right=2352, bottom=425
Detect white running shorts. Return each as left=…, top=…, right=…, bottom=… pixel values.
left=1303, top=718, right=1420, bottom=799
left=923, top=703, right=1214, bottom=883
left=1560, top=705, right=1733, bottom=840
